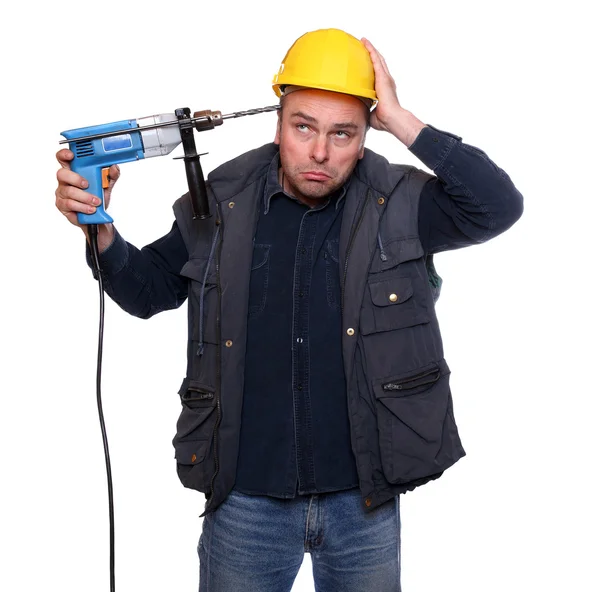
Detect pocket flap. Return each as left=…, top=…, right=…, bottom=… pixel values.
left=174, top=439, right=210, bottom=465
left=369, top=277, right=413, bottom=307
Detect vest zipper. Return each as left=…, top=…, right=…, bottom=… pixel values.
left=193, top=392, right=214, bottom=401
left=197, top=226, right=221, bottom=356
left=377, top=231, right=388, bottom=262
left=207, top=212, right=224, bottom=508
left=382, top=368, right=441, bottom=392
left=183, top=388, right=215, bottom=402
left=341, top=190, right=370, bottom=315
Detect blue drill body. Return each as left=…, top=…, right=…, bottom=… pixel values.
left=61, top=120, right=146, bottom=225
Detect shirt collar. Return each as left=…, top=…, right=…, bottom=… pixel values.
left=263, top=151, right=349, bottom=215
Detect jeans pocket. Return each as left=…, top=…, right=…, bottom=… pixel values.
left=248, top=243, right=270, bottom=319
left=373, top=360, right=451, bottom=483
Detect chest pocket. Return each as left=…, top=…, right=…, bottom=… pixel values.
left=360, top=237, right=430, bottom=335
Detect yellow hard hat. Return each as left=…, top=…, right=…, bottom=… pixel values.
left=272, top=28, right=378, bottom=105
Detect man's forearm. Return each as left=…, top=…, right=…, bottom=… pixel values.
left=386, top=107, right=427, bottom=148
left=412, top=125, right=524, bottom=252
left=85, top=223, right=189, bottom=319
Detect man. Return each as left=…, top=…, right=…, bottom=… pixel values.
left=55, top=28, right=523, bottom=592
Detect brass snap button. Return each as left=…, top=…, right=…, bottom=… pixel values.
left=225, top=340, right=233, bottom=347
left=377, top=197, right=385, bottom=205
left=346, top=328, right=355, bottom=336
left=228, top=201, right=235, bottom=208
left=191, top=454, right=197, bottom=463
left=365, top=498, right=372, bottom=507
left=389, top=293, right=398, bottom=302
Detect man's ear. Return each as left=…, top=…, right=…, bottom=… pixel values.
left=274, top=111, right=282, bottom=145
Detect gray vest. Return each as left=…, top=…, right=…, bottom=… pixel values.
left=172, top=143, right=465, bottom=515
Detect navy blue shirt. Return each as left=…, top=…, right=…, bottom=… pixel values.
left=235, top=154, right=356, bottom=497
left=88, top=125, right=524, bottom=498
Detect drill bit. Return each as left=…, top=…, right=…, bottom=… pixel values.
left=221, top=105, right=280, bottom=120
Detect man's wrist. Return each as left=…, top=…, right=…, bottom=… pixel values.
left=83, top=223, right=115, bottom=254
left=387, top=108, right=427, bottom=148
left=85, top=225, right=129, bottom=277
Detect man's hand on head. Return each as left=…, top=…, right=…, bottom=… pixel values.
left=361, top=38, right=426, bottom=147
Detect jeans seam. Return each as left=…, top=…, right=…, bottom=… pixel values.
left=305, top=496, right=313, bottom=550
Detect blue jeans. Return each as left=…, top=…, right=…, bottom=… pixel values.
left=198, top=488, right=401, bottom=591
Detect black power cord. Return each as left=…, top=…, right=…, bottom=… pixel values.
left=88, top=224, right=116, bottom=592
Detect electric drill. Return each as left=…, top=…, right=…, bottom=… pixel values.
left=60, top=104, right=280, bottom=224
left=59, top=108, right=229, bottom=223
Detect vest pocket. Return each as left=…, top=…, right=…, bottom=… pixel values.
left=360, top=275, right=429, bottom=335
left=172, top=379, right=217, bottom=492
left=373, top=360, right=451, bottom=483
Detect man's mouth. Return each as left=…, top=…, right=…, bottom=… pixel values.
left=301, top=171, right=331, bottom=181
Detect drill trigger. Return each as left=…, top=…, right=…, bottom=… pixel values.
left=101, top=167, right=111, bottom=189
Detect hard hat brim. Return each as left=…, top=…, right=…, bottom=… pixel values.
left=273, top=76, right=378, bottom=106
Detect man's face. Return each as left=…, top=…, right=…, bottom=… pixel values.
left=274, top=89, right=368, bottom=202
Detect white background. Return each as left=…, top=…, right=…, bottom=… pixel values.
left=1, top=0, right=598, bottom=590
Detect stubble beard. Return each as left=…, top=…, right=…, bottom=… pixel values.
left=282, top=164, right=349, bottom=202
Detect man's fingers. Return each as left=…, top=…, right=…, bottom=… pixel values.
left=378, top=52, right=391, bottom=78
left=56, top=182, right=101, bottom=207
left=56, top=148, right=74, bottom=169
left=362, top=37, right=393, bottom=81
left=107, top=164, right=120, bottom=187
left=56, top=195, right=98, bottom=217
left=55, top=149, right=107, bottom=227
left=373, top=47, right=392, bottom=80
left=361, top=38, right=385, bottom=74
left=361, top=36, right=398, bottom=103
left=56, top=166, right=89, bottom=190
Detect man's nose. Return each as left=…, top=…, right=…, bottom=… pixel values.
left=311, top=135, right=329, bottom=163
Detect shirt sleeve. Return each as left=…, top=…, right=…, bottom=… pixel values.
left=410, top=125, right=524, bottom=254
left=86, top=220, right=189, bottom=319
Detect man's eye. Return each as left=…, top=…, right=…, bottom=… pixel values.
left=297, top=124, right=309, bottom=132
left=335, top=131, right=350, bottom=138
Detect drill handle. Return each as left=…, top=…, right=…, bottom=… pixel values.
left=184, top=156, right=210, bottom=219
left=71, top=162, right=114, bottom=225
